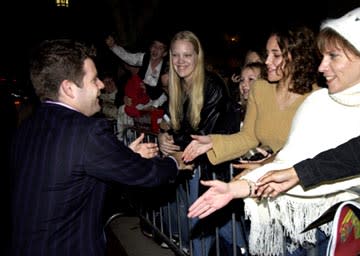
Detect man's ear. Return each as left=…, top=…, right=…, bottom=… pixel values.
left=59, top=80, right=76, bottom=99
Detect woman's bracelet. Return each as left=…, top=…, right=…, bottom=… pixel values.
left=242, top=179, right=253, bottom=197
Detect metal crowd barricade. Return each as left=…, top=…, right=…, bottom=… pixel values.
left=120, top=127, right=249, bottom=256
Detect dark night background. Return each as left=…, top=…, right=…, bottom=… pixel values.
left=0, top=0, right=359, bottom=86
left=0, top=1, right=358, bottom=255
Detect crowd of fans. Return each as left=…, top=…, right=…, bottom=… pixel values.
left=4, top=6, right=360, bottom=256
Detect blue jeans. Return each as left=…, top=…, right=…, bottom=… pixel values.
left=163, top=168, right=249, bottom=255
left=189, top=169, right=249, bottom=256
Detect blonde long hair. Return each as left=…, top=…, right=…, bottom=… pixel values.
left=168, top=31, right=205, bottom=131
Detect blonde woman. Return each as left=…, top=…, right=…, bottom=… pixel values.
left=158, top=30, right=243, bottom=255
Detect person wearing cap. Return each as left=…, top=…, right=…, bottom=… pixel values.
left=255, top=7, right=360, bottom=197
left=105, top=34, right=168, bottom=109
left=187, top=7, right=360, bottom=255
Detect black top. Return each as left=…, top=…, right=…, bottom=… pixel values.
left=294, top=135, right=360, bottom=189
left=168, top=71, right=239, bottom=193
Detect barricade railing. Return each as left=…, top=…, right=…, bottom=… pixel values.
left=118, top=126, right=249, bottom=256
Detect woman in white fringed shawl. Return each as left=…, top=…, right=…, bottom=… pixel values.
left=188, top=7, right=360, bottom=256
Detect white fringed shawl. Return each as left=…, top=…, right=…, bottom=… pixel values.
left=242, top=85, right=360, bottom=255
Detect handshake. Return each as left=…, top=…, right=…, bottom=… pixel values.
left=170, top=151, right=194, bottom=171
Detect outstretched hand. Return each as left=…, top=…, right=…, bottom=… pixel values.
left=187, top=180, right=234, bottom=219
left=256, top=167, right=300, bottom=198
left=129, top=133, right=159, bottom=159
left=182, top=135, right=213, bottom=162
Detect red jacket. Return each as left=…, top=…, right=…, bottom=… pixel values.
left=124, top=74, right=150, bottom=117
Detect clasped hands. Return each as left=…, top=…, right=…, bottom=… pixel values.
left=158, top=132, right=194, bottom=171
left=129, top=132, right=195, bottom=170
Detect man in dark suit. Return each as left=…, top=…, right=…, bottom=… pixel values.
left=9, top=39, right=181, bottom=256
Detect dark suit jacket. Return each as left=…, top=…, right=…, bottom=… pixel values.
left=295, top=135, right=360, bottom=189
left=10, top=102, right=178, bottom=256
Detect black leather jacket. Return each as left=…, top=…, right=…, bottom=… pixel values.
left=168, top=71, right=238, bottom=192
left=170, top=71, right=236, bottom=148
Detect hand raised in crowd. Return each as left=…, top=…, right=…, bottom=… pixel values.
left=255, top=167, right=300, bottom=198
left=129, top=133, right=159, bottom=158
left=231, top=73, right=241, bottom=83
left=182, top=135, right=213, bottom=162
left=158, top=132, right=180, bottom=156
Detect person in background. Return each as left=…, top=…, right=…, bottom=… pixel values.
left=116, top=63, right=151, bottom=139
left=236, top=61, right=267, bottom=128
left=157, top=61, right=171, bottom=132
left=105, top=34, right=168, bottom=109
left=99, top=74, right=119, bottom=120
left=187, top=7, right=360, bottom=255
left=231, top=49, right=264, bottom=84
left=160, top=60, right=170, bottom=95
left=244, top=49, right=264, bottom=64
left=227, top=48, right=264, bottom=106
left=9, top=39, right=186, bottom=256
left=123, top=64, right=151, bottom=118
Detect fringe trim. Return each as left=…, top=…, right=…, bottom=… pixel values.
left=245, top=192, right=359, bottom=255
left=245, top=198, right=284, bottom=256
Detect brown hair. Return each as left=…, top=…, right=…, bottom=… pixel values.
left=272, top=26, right=321, bottom=94
left=30, top=39, right=94, bottom=101
left=317, top=27, right=360, bottom=58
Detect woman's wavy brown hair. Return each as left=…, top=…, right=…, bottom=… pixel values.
left=273, top=26, right=321, bottom=94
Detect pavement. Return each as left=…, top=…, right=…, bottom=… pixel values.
left=106, top=215, right=175, bottom=256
